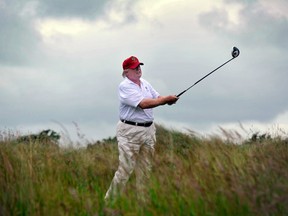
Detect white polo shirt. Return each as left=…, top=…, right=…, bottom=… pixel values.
left=119, top=77, right=160, bottom=122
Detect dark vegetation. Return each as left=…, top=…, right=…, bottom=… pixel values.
left=0, top=125, right=287, bottom=215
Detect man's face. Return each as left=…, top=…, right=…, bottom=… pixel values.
left=126, top=65, right=142, bottom=81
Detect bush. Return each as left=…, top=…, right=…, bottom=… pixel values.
left=0, top=126, right=288, bottom=215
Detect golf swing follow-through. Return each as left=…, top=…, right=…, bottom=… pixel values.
left=104, top=47, right=239, bottom=205
left=176, top=47, right=240, bottom=97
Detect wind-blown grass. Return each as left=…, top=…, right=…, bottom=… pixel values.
left=0, top=125, right=287, bottom=215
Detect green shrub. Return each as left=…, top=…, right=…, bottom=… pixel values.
left=0, top=125, right=287, bottom=215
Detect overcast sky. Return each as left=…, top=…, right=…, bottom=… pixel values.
left=1, top=0, right=288, bottom=144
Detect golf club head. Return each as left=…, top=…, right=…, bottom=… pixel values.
left=232, top=47, right=240, bottom=58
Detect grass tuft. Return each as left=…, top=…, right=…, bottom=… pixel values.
left=0, top=125, right=288, bottom=215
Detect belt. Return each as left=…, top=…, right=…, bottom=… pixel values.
left=121, top=119, right=153, bottom=127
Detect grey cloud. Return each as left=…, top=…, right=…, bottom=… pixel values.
left=223, top=0, right=257, bottom=3
left=177, top=60, right=288, bottom=125
left=198, top=1, right=288, bottom=49
left=239, top=5, right=288, bottom=49
left=1, top=0, right=287, bottom=141
left=196, top=0, right=288, bottom=125
left=36, top=0, right=111, bottom=19
left=0, top=0, right=138, bottom=65
left=151, top=41, right=288, bottom=126
left=35, top=0, right=138, bottom=24
left=1, top=0, right=139, bottom=26
left=0, top=2, right=41, bottom=65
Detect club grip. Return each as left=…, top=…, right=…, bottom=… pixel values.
left=176, top=90, right=186, bottom=97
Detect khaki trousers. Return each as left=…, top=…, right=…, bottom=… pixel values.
left=105, top=121, right=156, bottom=201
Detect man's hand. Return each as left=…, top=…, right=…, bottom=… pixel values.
left=139, top=95, right=179, bottom=109
left=166, top=95, right=179, bottom=105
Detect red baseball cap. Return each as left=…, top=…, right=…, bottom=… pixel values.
left=122, top=56, right=144, bottom=70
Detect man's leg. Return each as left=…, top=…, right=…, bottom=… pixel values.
left=104, top=122, right=140, bottom=202
left=135, top=124, right=156, bottom=202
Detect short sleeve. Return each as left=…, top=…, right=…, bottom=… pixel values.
left=119, top=83, right=144, bottom=108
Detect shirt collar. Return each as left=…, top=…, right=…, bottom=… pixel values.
left=125, top=77, right=143, bottom=85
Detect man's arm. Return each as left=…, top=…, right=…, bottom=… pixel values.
left=138, top=95, right=178, bottom=109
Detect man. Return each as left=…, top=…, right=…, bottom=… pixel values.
left=104, top=56, right=178, bottom=203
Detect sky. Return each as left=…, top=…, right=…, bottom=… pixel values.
left=1, top=0, right=288, bottom=145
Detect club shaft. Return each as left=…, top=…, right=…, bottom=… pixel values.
left=177, top=57, right=234, bottom=97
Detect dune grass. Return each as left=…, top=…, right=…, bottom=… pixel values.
left=0, top=125, right=288, bottom=215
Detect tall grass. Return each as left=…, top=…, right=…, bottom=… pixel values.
left=0, top=125, right=287, bottom=215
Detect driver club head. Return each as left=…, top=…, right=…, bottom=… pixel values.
left=232, top=47, right=240, bottom=58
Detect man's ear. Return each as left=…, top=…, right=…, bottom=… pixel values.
left=122, top=70, right=127, bottom=77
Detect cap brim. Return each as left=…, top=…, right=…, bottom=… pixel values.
left=130, top=62, right=144, bottom=69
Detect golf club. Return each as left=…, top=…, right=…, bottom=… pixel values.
left=176, top=47, right=240, bottom=97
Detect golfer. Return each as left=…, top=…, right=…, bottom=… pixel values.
left=104, top=56, right=178, bottom=203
